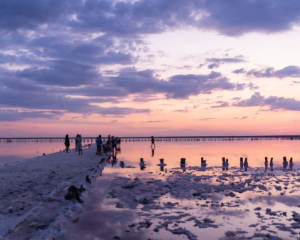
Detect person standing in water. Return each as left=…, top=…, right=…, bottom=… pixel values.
left=264, top=157, right=268, bottom=170
left=65, top=134, right=70, bottom=153
left=240, top=158, right=243, bottom=170
left=151, top=136, right=155, bottom=147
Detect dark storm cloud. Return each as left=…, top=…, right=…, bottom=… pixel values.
left=199, top=0, right=300, bottom=36
left=234, top=92, right=300, bottom=111
left=0, top=109, right=63, bottom=121
left=69, top=0, right=300, bottom=36
left=15, top=60, right=99, bottom=86
left=0, top=0, right=72, bottom=30
left=1, top=0, right=300, bottom=36
left=238, top=66, right=300, bottom=78
left=28, top=34, right=138, bottom=65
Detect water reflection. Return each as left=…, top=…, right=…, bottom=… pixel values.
left=289, top=158, right=294, bottom=171
left=270, top=158, right=274, bottom=171
left=120, top=161, right=125, bottom=168
left=151, top=145, right=155, bottom=157
left=62, top=140, right=300, bottom=240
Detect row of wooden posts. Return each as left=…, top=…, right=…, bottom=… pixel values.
left=138, top=157, right=294, bottom=166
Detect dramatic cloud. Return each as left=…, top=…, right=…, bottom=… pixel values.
left=106, top=68, right=240, bottom=99
left=0, top=0, right=71, bottom=30
left=234, top=92, right=300, bottom=111
left=15, top=60, right=99, bottom=87
left=1, top=0, right=300, bottom=36
left=0, top=87, right=149, bottom=117
left=235, top=66, right=300, bottom=78
left=0, top=109, right=63, bottom=121
left=2, top=0, right=300, bottom=123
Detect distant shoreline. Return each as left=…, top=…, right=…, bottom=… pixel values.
left=1, top=134, right=300, bottom=140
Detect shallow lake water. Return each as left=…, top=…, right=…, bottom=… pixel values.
left=1, top=138, right=299, bottom=166
left=0, top=138, right=91, bottom=165
left=54, top=139, right=300, bottom=240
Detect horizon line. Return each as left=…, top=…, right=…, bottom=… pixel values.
left=1, top=134, right=300, bottom=140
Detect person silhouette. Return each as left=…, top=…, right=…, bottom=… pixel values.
left=65, top=134, right=70, bottom=153
left=283, top=157, right=288, bottom=169
left=225, top=159, right=229, bottom=170
left=240, top=157, right=244, bottom=170
left=151, top=136, right=155, bottom=147
left=264, top=157, right=268, bottom=171
left=222, top=157, right=226, bottom=171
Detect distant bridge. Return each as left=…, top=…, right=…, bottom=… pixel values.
left=1, top=135, right=300, bottom=143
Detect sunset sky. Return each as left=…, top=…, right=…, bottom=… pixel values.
left=1, top=0, right=300, bottom=137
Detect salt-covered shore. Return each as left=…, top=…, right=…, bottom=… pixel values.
left=0, top=145, right=104, bottom=240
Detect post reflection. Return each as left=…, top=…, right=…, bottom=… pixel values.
left=244, top=158, right=248, bottom=171
left=140, top=158, right=146, bottom=170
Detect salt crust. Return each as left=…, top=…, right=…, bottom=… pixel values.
left=0, top=146, right=105, bottom=240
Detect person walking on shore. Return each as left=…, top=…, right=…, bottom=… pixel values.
left=77, top=135, right=83, bottom=155
left=65, top=134, right=70, bottom=153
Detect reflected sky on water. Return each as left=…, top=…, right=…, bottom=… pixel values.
left=0, top=139, right=299, bottom=167
left=62, top=139, right=300, bottom=240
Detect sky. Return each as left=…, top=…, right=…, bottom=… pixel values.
left=1, top=0, right=300, bottom=137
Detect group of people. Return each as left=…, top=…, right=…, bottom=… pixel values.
left=64, top=134, right=122, bottom=155
left=64, top=134, right=83, bottom=155
left=96, top=135, right=121, bottom=155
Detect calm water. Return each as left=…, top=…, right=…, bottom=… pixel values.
left=1, top=138, right=299, bottom=167
left=62, top=139, right=300, bottom=240
left=2, top=139, right=300, bottom=239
